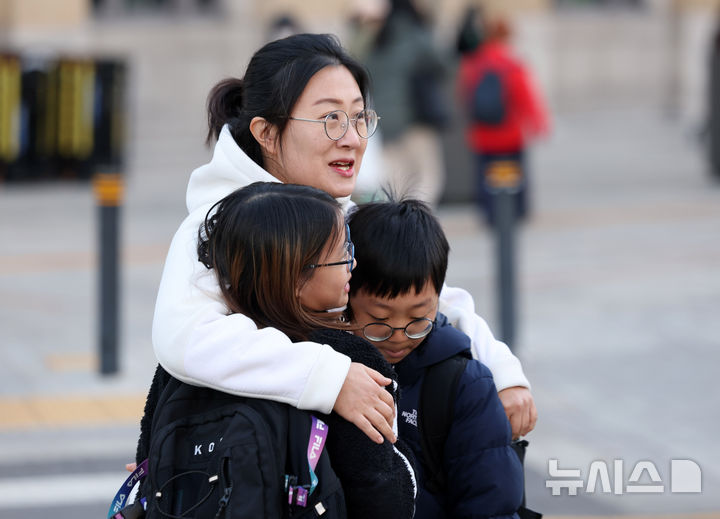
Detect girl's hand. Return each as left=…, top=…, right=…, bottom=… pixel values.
left=333, top=362, right=396, bottom=444
left=126, top=463, right=137, bottom=472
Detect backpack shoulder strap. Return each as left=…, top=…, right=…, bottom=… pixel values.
left=418, top=352, right=470, bottom=494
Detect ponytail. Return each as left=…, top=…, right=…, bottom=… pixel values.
left=206, top=77, right=245, bottom=145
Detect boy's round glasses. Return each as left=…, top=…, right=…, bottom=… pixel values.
left=362, top=318, right=435, bottom=342
left=289, top=109, right=380, bottom=141
left=305, top=225, right=355, bottom=273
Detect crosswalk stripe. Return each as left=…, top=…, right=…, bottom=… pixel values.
left=0, top=472, right=123, bottom=508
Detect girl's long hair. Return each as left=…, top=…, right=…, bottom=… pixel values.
left=198, top=182, right=347, bottom=341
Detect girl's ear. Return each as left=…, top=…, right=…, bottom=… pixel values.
left=295, top=279, right=306, bottom=302
left=249, top=116, right=279, bottom=156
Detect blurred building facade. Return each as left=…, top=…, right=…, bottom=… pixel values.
left=1, top=0, right=718, bottom=200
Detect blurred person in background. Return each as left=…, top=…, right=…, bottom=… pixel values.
left=265, top=12, right=303, bottom=42
left=151, top=33, right=536, bottom=450
left=457, top=13, right=550, bottom=226
left=361, top=0, right=451, bottom=207
left=455, top=4, right=485, bottom=57
left=345, top=0, right=389, bottom=202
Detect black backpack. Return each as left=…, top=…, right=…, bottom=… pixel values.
left=418, top=353, right=541, bottom=519
left=471, top=68, right=507, bottom=125
left=117, top=368, right=346, bottom=519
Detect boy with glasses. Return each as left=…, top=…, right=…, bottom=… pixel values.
left=347, top=197, right=524, bottom=519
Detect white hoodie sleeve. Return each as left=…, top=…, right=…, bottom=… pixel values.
left=439, top=284, right=530, bottom=392
left=152, top=203, right=351, bottom=415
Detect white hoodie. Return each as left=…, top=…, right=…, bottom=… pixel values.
left=152, top=125, right=529, bottom=414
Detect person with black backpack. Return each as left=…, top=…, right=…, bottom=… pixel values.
left=117, top=182, right=417, bottom=518
left=361, top=0, right=451, bottom=207
left=346, top=195, right=539, bottom=519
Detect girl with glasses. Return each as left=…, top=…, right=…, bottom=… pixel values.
left=153, top=33, right=535, bottom=452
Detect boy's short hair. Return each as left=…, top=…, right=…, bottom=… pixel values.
left=348, top=196, right=449, bottom=298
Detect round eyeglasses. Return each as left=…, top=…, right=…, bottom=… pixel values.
left=304, top=225, right=355, bottom=273
left=289, top=109, right=380, bottom=141
left=361, top=318, right=435, bottom=342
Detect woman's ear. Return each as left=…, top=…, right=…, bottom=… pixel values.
left=249, top=116, right=279, bottom=156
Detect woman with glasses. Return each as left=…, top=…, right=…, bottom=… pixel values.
left=152, top=33, right=536, bottom=451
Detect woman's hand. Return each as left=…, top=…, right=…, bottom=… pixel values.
left=333, top=362, right=396, bottom=444
left=498, top=386, right=538, bottom=439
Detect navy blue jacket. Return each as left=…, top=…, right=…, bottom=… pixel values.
left=394, top=313, right=523, bottom=519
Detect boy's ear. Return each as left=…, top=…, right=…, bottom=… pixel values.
left=249, top=116, right=279, bottom=155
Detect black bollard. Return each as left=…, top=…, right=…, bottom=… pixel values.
left=486, top=160, right=522, bottom=350
left=94, top=173, right=124, bottom=375
left=92, top=59, right=127, bottom=375
left=710, top=15, right=720, bottom=179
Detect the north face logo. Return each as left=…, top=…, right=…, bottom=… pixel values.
left=401, top=409, right=417, bottom=427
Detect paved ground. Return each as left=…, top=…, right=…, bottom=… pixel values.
left=1, top=17, right=720, bottom=519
